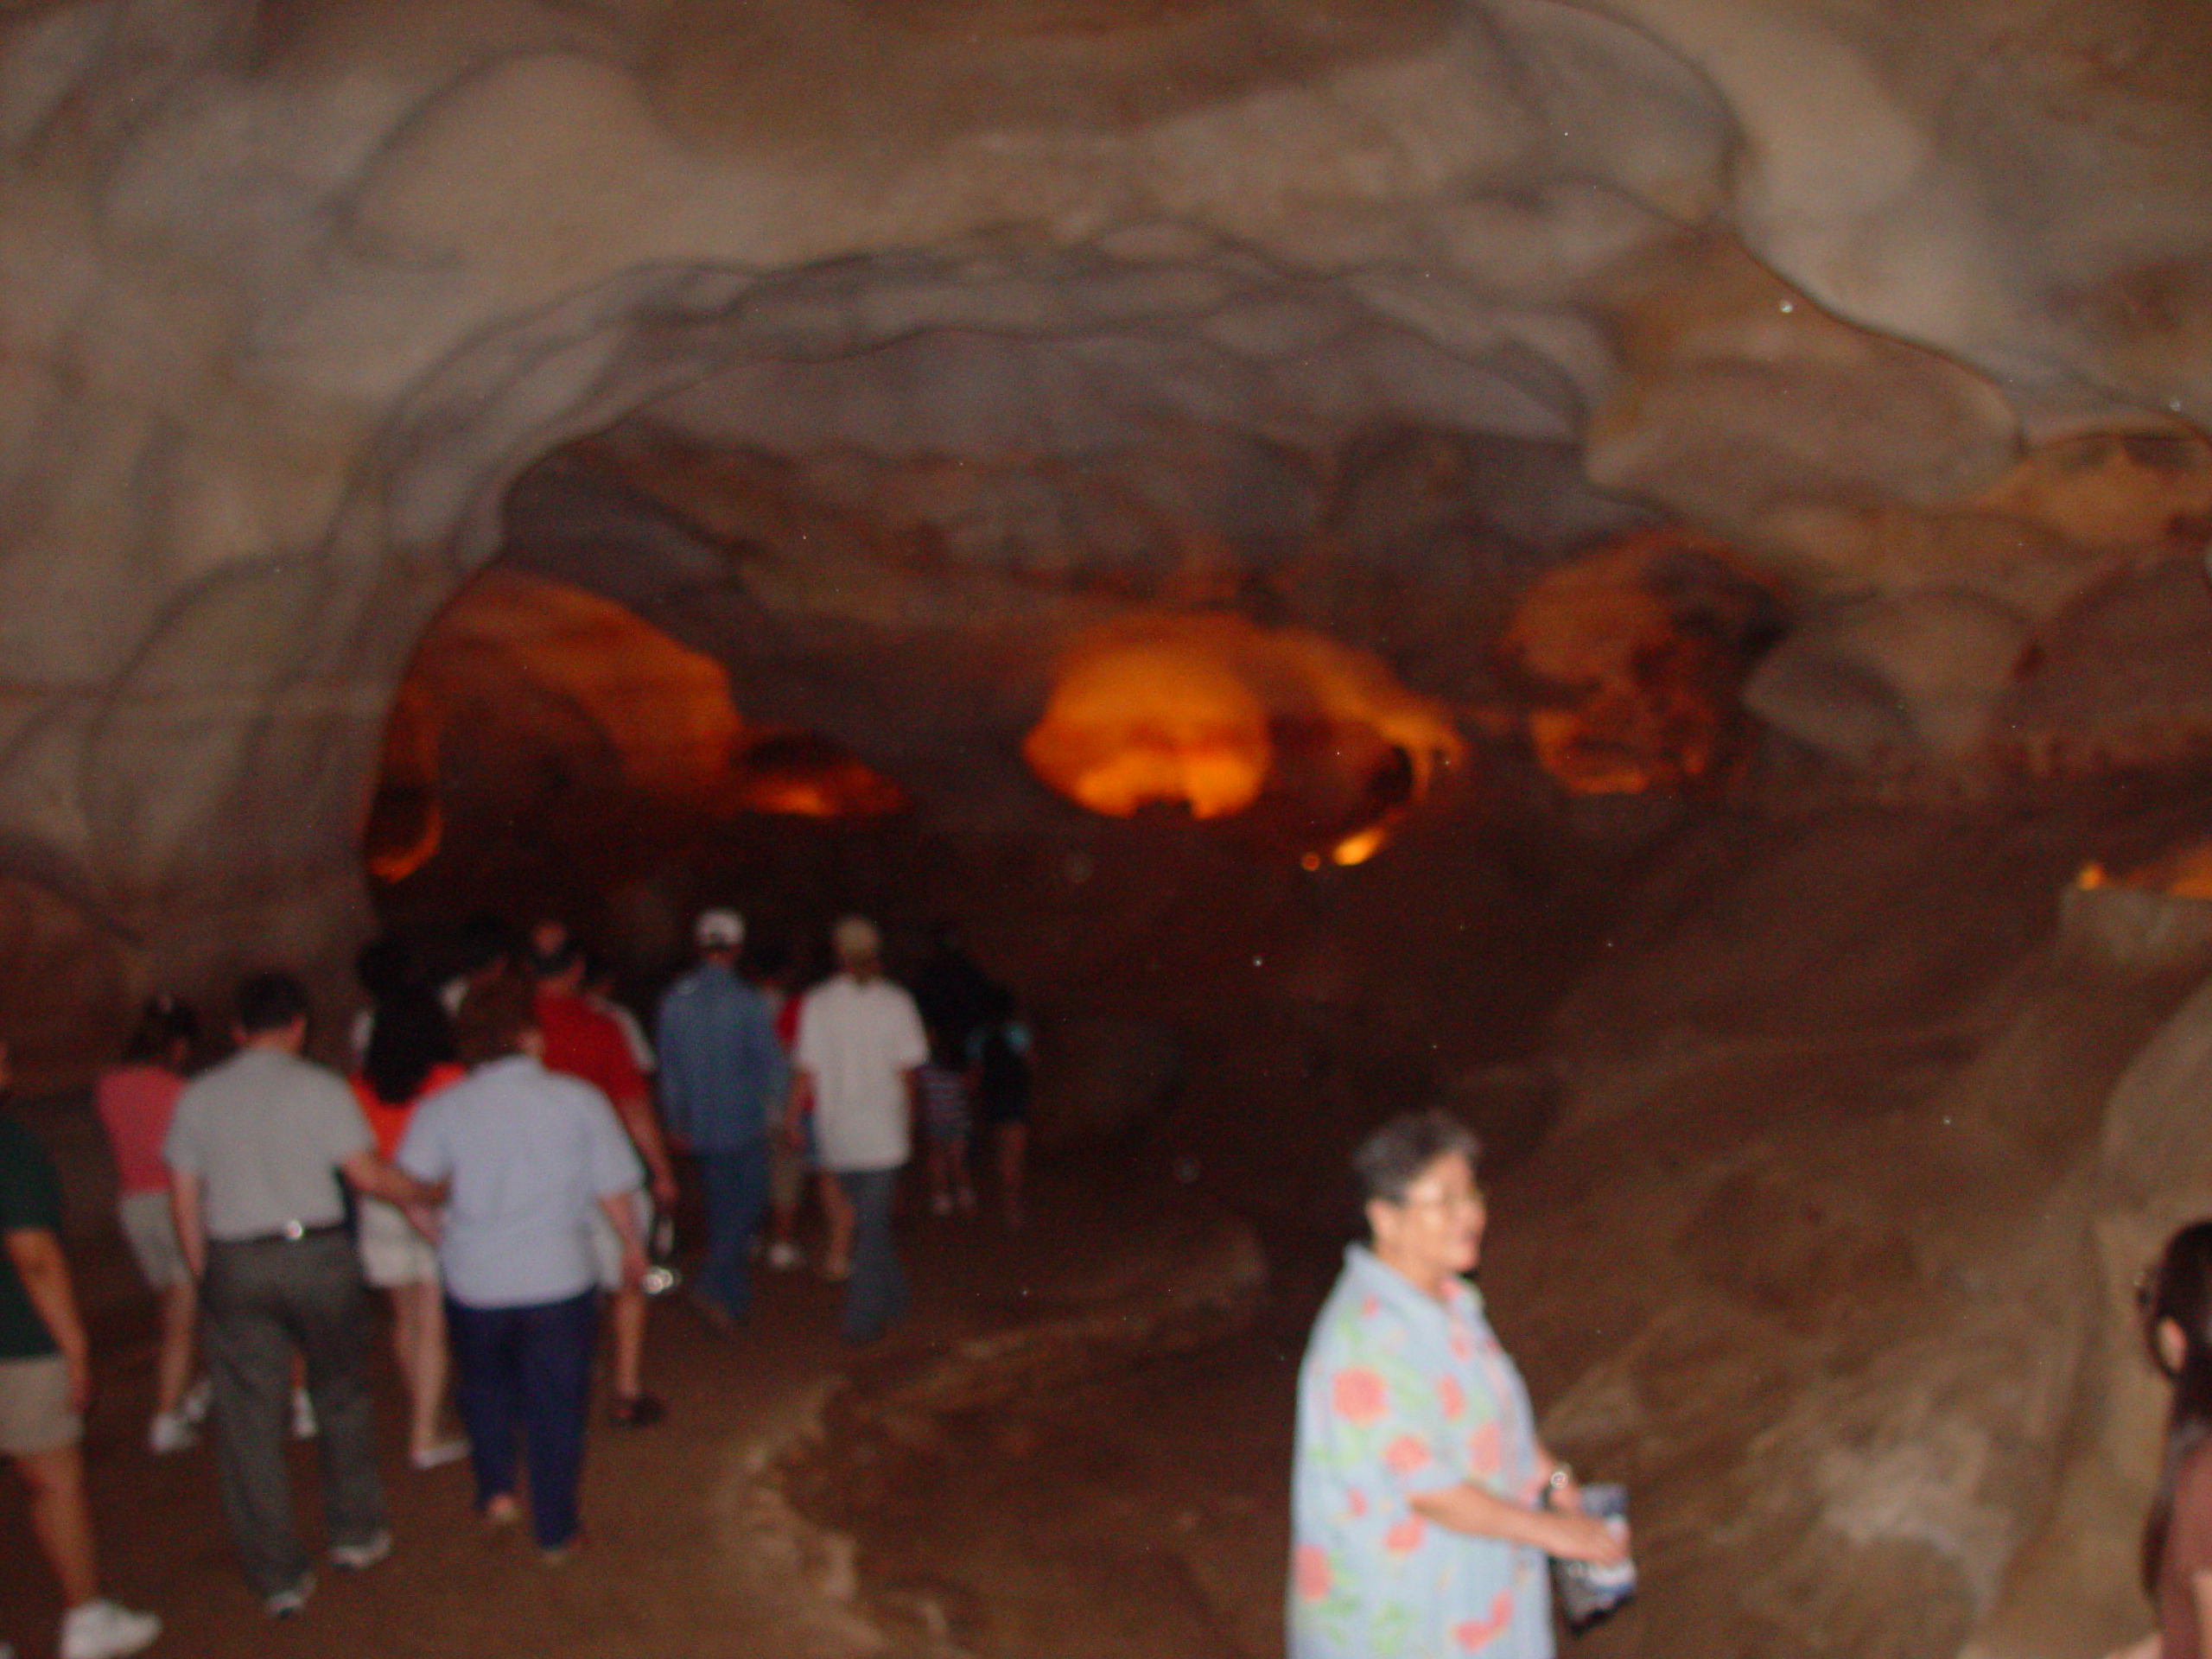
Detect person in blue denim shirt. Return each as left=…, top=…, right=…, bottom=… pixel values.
left=654, top=910, right=787, bottom=1326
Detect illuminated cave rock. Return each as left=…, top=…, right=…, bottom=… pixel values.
left=363, top=567, right=904, bottom=893
left=1496, top=528, right=1780, bottom=794
left=1021, top=612, right=1462, bottom=860
left=2, top=0, right=2208, bottom=1011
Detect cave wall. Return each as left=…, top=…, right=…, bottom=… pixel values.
left=3, top=0, right=2210, bottom=1061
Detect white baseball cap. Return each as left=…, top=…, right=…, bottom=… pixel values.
left=695, top=908, right=745, bottom=949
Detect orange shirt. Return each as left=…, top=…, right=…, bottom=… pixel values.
left=350, top=1063, right=467, bottom=1160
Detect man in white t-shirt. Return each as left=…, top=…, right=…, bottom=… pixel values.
left=787, top=917, right=926, bottom=1344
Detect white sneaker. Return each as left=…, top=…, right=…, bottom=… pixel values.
left=178, top=1377, right=212, bottom=1424
left=766, top=1241, right=804, bottom=1271
left=147, top=1412, right=197, bottom=1455
left=264, top=1573, right=313, bottom=1617
left=289, top=1388, right=317, bottom=1440
left=59, top=1598, right=161, bottom=1659
left=328, top=1529, right=391, bottom=1570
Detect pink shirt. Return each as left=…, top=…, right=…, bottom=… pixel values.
left=96, top=1064, right=185, bottom=1194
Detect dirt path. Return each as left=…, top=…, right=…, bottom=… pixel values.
left=0, top=1131, right=1263, bottom=1659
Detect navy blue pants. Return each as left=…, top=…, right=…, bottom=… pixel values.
left=696, top=1141, right=770, bottom=1320
left=836, top=1167, right=909, bottom=1344
left=445, top=1289, right=596, bottom=1549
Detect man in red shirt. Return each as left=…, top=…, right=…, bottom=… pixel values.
left=532, top=934, right=677, bottom=1427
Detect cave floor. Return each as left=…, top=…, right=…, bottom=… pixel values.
left=0, top=1138, right=1297, bottom=1659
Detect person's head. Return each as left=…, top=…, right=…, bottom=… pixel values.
left=831, top=915, right=881, bottom=978
left=2145, top=1223, right=2212, bottom=1379
left=531, top=933, right=584, bottom=992
left=353, top=934, right=418, bottom=1002
left=2140, top=1222, right=2212, bottom=1592
left=452, top=912, right=516, bottom=985
left=695, top=907, right=745, bottom=962
left=1355, top=1110, right=1486, bottom=1294
left=233, top=971, right=310, bottom=1049
left=123, top=994, right=199, bottom=1067
left=453, top=970, right=540, bottom=1068
left=362, top=984, right=456, bottom=1105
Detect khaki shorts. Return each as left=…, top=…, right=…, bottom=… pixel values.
left=356, top=1197, right=439, bottom=1288
left=589, top=1190, right=652, bottom=1291
left=0, top=1354, right=79, bottom=1457
left=118, top=1190, right=187, bottom=1290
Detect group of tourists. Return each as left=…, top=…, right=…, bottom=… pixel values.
left=0, top=904, right=1033, bottom=1655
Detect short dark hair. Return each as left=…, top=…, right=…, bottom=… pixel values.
left=362, top=984, right=456, bottom=1105
left=1352, top=1109, right=1482, bottom=1206
left=531, top=938, right=582, bottom=980
left=234, top=972, right=310, bottom=1036
left=453, top=970, right=537, bottom=1067
left=122, top=995, right=199, bottom=1064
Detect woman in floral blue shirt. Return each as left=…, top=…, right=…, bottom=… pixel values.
left=1290, top=1111, right=1625, bottom=1659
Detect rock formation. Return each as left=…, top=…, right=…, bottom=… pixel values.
left=3, top=2, right=2212, bottom=1651
left=3, top=0, right=2209, bottom=1050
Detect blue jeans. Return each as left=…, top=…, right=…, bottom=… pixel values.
left=836, top=1167, right=908, bottom=1344
left=445, top=1290, right=597, bottom=1549
left=696, top=1142, right=770, bottom=1320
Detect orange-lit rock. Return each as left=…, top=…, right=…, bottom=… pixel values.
left=2075, top=844, right=2212, bottom=903
left=361, top=683, right=442, bottom=883
left=1023, top=613, right=1463, bottom=855
left=726, top=733, right=908, bottom=819
left=367, top=569, right=905, bottom=890
left=1024, top=622, right=1274, bottom=820
left=1498, top=529, right=1779, bottom=795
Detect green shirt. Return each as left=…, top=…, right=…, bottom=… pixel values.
left=0, top=1116, right=65, bottom=1358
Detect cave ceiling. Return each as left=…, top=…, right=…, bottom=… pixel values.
left=0, top=0, right=2209, bottom=1012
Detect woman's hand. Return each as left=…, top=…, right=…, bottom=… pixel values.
left=1541, top=1509, right=1630, bottom=1567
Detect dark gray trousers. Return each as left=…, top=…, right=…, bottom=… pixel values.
left=200, top=1230, right=387, bottom=1597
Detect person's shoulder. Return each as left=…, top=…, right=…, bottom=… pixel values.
left=536, top=1064, right=614, bottom=1116
left=285, top=1052, right=359, bottom=1102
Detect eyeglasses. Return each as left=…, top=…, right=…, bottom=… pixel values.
left=1394, top=1185, right=1485, bottom=1214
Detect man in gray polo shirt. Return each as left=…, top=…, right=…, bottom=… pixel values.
left=165, top=971, right=443, bottom=1616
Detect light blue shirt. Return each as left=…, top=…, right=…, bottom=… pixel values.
left=653, top=962, right=788, bottom=1152
left=1291, top=1246, right=1551, bottom=1659
left=396, top=1054, right=642, bottom=1308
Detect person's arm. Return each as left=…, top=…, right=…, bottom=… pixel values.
left=340, top=1147, right=447, bottom=1209
left=613, top=1091, right=677, bottom=1208
left=1408, top=1480, right=1626, bottom=1564
left=746, top=1002, right=790, bottom=1135
left=652, top=1000, right=690, bottom=1154
left=4, top=1226, right=90, bottom=1410
left=1532, top=1443, right=1586, bottom=1514
left=783, top=1068, right=815, bottom=1145
left=2104, top=1635, right=2161, bottom=1659
left=595, top=1189, right=648, bottom=1289
left=169, top=1166, right=207, bottom=1281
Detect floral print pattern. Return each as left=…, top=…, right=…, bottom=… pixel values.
left=1289, top=1246, right=1553, bottom=1659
